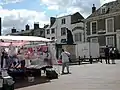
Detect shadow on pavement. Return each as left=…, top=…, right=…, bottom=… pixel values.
left=14, top=76, right=50, bottom=89
left=61, top=72, right=72, bottom=75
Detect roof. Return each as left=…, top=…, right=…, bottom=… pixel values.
left=71, top=12, right=84, bottom=24
left=44, top=25, right=49, bottom=28
left=87, top=1, right=120, bottom=19
left=7, top=28, right=44, bottom=35
left=46, top=12, right=84, bottom=28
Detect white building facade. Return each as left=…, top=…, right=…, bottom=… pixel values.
left=45, top=12, right=85, bottom=44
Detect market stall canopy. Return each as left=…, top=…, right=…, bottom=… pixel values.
left=0, top=36, right=52, bottom=42
left=0, top=41, right=29, bottom=46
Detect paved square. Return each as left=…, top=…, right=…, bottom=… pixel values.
left=16, top=60, right=120, bottom=90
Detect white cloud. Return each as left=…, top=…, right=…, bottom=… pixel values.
left=0, top=0, right=23, bottom=5
left=0, top=9, right=49, bottom=35
left=41, top=0, right=71, bottom=10
left=41, top=0, right=117, bottom=18
left=0, top=0, right=117, bottom=35
left=48, top=5, right=59, bottom=10
left=41, top=0, right=100, bottom=18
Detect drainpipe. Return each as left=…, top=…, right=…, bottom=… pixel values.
left=83, top=20, right=86, bottom=42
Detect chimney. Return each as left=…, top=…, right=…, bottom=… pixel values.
left=11, top=27, right=16, bottom=33
left=50, top=17, right=56, bottom=27
left=25, top=24, right=30, bottom=30
left=34, top=22, right=39, bottom=29
left=92, top=4, right=96, bottom=13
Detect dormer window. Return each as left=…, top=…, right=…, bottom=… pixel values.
left=101, top=6, right=107, bottom=14
left=102, top=8, right=106, bottom=13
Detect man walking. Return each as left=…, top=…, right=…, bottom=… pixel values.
left=60, top=49, right=70, bottom=74
left=104, top=45, right=110, bottom=64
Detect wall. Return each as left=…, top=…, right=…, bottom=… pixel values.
left=114, top=15, right=120, bottom=31
left=45, top=20, right=56, bottom=40
left=86, top=22, right=90, bottom=35
left=98, top=19, right=105, bottom=31
left=98, top=35, right=106, bottom=46
left=45, top=15, right=71, bottom=44
left=45, top=15, right=85, bottom=45
left=56, top=16, right=71, bottom=44
left=33, top=28, right=45, bottom=37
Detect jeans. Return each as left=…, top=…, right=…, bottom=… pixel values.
left=8, top=56, right=16, bottom=67
left=62, top=62, right=69, bottom=73
left=105, top=56, right=110, bottom=64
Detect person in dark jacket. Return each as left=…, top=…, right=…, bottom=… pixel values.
left=104, top=45, right=110, bottom=64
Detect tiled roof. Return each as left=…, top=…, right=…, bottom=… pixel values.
left=87, top=1, right=120, bottom=19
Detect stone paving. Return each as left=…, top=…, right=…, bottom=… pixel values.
left=16, top=60, right=120, bottom=90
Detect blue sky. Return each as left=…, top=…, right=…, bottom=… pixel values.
left=0, top=0, right=115, bottom=34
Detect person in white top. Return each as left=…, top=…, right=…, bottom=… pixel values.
left=8, top=42, right=16, bottom=57
left=17, top=49, right=25, bottom=68
left=8, top=42, right=17, bottom=68
left=60, top=49, right=70, bottom=74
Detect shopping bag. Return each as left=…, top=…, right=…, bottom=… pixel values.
left=58, top=59, right=62, bottom=64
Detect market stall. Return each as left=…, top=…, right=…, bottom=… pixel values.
left=0, top=36, right=59, bottom=81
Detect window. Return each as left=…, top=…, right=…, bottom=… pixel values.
left=91, top=21, right=97, bottom=34
left=106, top=18, right=114, bottom=33
left=74, top=33, right=82, bottom=42
left=47, top=29, right=50, bottom=34
left=61, top=39, right=66, bottom=43
left=61, top=18, right=66, bottom=24
left=51, top=28, right=55, bottom=34
left=61, top=27, right=66, bottom=36
left=51, top=37, right=55, bottom=40
left=91, top=37, right=98, bottom=43
left=106, top=36, right=114, bottom=47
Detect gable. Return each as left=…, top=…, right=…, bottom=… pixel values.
left=71, top=12, right=84, bottom=24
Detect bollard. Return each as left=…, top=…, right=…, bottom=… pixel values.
left=78, top=56, right=81, bottom=65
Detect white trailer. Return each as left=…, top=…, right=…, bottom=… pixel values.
left=76, top=42, right=100, bottom=59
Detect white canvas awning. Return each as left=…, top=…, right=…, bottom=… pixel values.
left=0, top=36, right=52, bottom=42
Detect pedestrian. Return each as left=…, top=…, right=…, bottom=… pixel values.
left=60, top=49, right=70, bottom=74
left=109, top=47, right=116, bottom=64
left=89, top=56, right=93, bottom=64
left=114, top=47, right=119, bottom=59
left=104, top=45, right=110, bottom=64
left=99, top=55, right=102, bottom=63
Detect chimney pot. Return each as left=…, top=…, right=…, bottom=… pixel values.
left=11, top=27, right=16, bottom=33
left=92, top=4, right=96, bottom=13
left=25, top=24, right=30, bottom=30
left=50, top=17, right=56, bottom=27
left=34, top=22, right=39, bottom=29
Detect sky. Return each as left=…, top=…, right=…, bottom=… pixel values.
left=0, top=0, right=116, bottom=35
